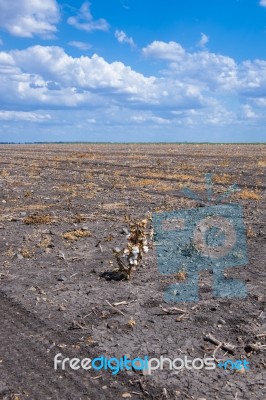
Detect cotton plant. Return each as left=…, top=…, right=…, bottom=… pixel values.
left=113, top=216, right=153, bottom=280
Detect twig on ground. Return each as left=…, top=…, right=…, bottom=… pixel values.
left=90, top=375, right=102, bottom=380
left=156, top=306, right=189, bottom=316
left=176, top=314, right=189, bottom=322
left=105, top=300, right=126, bottom=316
left=256, top=333, right=266, bottom=338
left=212, top=343, right=223, bottom=361
left=204, top=333, right=235, bottom=354
left=245, top=343, right=266, bottom=352
left=161, top=306, right=188, bottom=314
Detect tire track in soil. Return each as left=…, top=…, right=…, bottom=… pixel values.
left=0, top=291, right=134, bottom=400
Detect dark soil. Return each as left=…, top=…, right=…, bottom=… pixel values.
left=0, top=144, right=265, bottom=400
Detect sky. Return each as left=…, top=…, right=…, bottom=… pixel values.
left=0, top=0, right=266, bottom=142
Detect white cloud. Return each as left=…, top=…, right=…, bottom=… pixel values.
left=0, top=110, right=51, bottom=121
left=143, top=40, right=238, bottom=91
left=143, top=41, right=185, bottom=61
left=1, top=42, right=266, bottom=137
left=68, top=41, right=91, bottom=51
left=10, top=46, right=155, bottom=99
left=259, top=0, right=266, bottom=7
left=238, top=59, right=266, bottom=97
left=0, top=0, right=60, bottom=38
left=241, top=104, right=258, bottom=119
left=0, top=45, right=205, bottom=123
left=131, top=114, right=170, bottom=124
left=198, top=32, right=209, bottom=48
left=67, top=2, right=109, bottom=32
left=115, top=30, right=135, bottom=47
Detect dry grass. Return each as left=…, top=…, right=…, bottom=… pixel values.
left=235, top=188, right=261, bottom=201
left=246, top=226, right=256, bottom=238
left=24, top=190, right=32, bottom=198
left=23, top=214, right=53, bottom=225
left=20, top=247, right=35, bottom=258
left=0, top=169, right=10, bottom=177
left=258, top=160, right=266, bottom=167
left=176, top=270, right=187, bottom=281
left=38, top=236, right=52, bottom=249
left=5, top=246, right=16, bottom=259
left=62, top=229, right=91, bottom=240
left=102, top=202, right=127, bottom=210
left=86, top=336, right=95, bottom=345
left=213, top=174, right=233, bottom=184
left=10, top=395, right=23, bottom=400
left=72, top=213, right=86, bottom=223
left=127, top=318, right=136, bottom=328
left=220, top=160, right=230, bottom=167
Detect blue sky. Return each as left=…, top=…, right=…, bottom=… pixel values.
left=0, top=0, right=266, bottom=142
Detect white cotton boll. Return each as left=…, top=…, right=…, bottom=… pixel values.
left=124, top=248, right=130, bottom=255
left=126, top=234, right=131, bottom=239
left=133, top=260, right=138, bottom=266
left=132, top=246, right=139, bottom=255
left=129, top=257, right=134, bottom=265
left=143, top=246, right=149, bottom=253
left=143, top=239, right=148, bottom=246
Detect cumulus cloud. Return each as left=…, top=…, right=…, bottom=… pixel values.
left=1, top=42, right=266, bottom=135
left=10, top=46, right=155, bottom=98
left=0, top=0, right=60, bottom=38
left=67, top=2, right=109, bottom=32
left=68, top=41, right=91, bottom=51
left=239, top=59, right=266, bottom=97
left=115, top=30, right=135, bottom=47
left=259, top=0, right=266, bottom=7
left=198, top=32, right=209, bottom=48
left=143, top=41, right=185, bottom=61
left=143, top=40, right=238, bottom=91
left=0, top=45, right=206, bottom=121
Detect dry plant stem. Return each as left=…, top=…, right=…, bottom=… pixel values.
left=212, top=343, right=223, bottom=362
left=113, top=216, right=151, bottom=279
left=105, top=300, right=126, bottom=316
left=176, top=314, right=188, bottom=322
left=113, top=300, right=138, bottom=306
left=247, top=343, right=266, bottom=351
left=160, top=306, right=188, bottom=314
left=114, top=252, right=131, bottom=279
left=256, top=333, right=266, bottom=338
left=204, top=333, right=235, bottom=354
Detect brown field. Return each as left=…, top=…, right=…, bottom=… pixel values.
left=0, top=144, right=265, bottom=400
